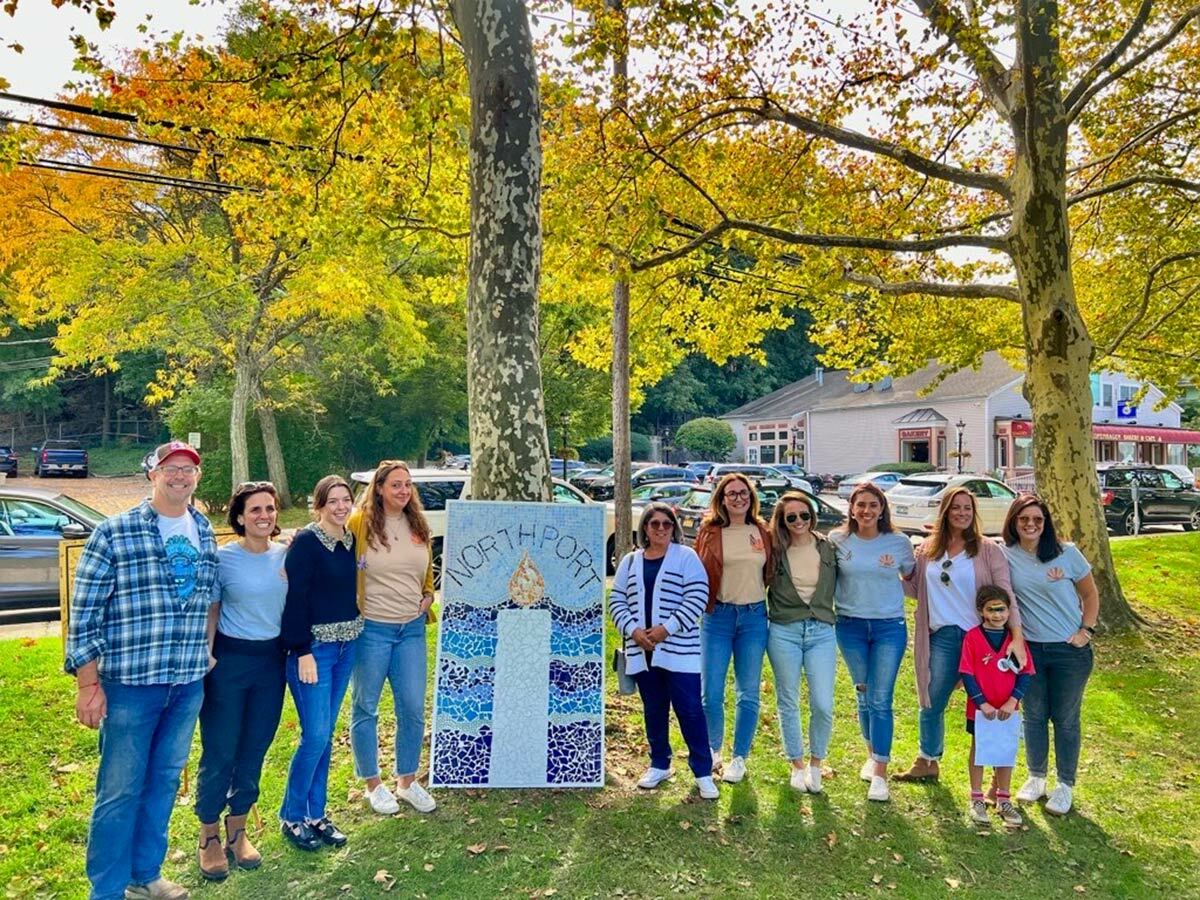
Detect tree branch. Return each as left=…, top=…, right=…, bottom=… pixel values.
left=724, top=218, right=1009, bottom=253
left=1068, top=173, right=1200, bottom=205
left=910, top=0, right=1014, bottom=117
left=1104, top=250, right=1200, bottom=354
left=842, top=267, right=1020, bottom=302
left=1068, top=4, right=1200, bottom=122
left=1063, top=0, right=1154, bottom=114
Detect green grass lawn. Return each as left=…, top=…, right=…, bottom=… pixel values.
left=3, top=534, right=1198, bottom=898
left=85, top=445, right=151, bottom=477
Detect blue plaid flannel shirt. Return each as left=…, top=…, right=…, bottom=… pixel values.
left=65, top=500, right=219, bottom=685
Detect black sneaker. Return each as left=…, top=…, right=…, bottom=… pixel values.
left=309, top=817, right=348, bottom=847
left=280, top=820, right=321, bottom=851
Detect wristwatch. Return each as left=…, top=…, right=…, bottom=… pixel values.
left=1081, top=624, right=1096, bottom=636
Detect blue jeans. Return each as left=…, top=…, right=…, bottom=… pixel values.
left=634, top=668, right=712, bottom=777
left=1023, top=641, right=1094, bottom=786
left=919, top=625, right=967, bottom=760
left=701, top=601, right=768, bottom=759
left=87, top=678, right=204, bottom=900
left=766, top=618, right=837, bottom=761
left=350, top=616, right=428, bottom=779
left=281, top=639, right=356, bottom=822
left=836, top=616, right=907, bottom=763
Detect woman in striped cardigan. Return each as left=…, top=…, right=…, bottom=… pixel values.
left=611, top=502, right=718, bottom=800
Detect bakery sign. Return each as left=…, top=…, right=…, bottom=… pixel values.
left=899, top=428, right=931, bottom=440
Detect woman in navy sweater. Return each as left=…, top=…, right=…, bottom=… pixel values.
left=611, top=503, right=718, bottom=800
left=279, top=475, right=362, bottom=851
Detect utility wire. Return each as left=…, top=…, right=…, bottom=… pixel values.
left=19, top=158, right=244, bottom=194
left=0, top=114, right=200, bottom=155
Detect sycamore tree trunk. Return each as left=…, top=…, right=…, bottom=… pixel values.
left=610, top=0, right=633, bottom=564
left=453, top=0, right=551, bottom=502
left=254, top=388, right=291, bottom=508
left=229, top=354, right=254, bottom=490
left=1010, top=2, right=1139, bottom=633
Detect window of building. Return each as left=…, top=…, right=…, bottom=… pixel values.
left=1014, top=437, right=1033, bottom=467
left=1167, top=444, right=1186, bottom=465
left=760, top=445, right=776, bottom=464
left=996, top=436, right=1009, bottom=468
left=1095, top=441, right=1116, bottom=462
left=759, top=431, right=776, bottom=441
left=1118, top=384, right=1137, bottom=402
left=747, top=447, right=758, bottom=463
left=1102, top=383, right=1113, bottom=408
left=1117, top=441, right=1136, bottom=462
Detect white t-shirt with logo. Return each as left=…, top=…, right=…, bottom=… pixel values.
left=157, top=512, right=201, bottom=602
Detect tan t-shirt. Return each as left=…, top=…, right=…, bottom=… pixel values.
left=362, top=514, right=428, bottom=624
left=718, top=524, right=767, bottom=604
left=786, top=540, right=821, bottom=605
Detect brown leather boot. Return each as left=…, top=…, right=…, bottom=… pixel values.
left=892, top=756, right=940, bottom=782
left=198, top=822, right=229, bottom=881
left=225, top=813, right=262, bottom=870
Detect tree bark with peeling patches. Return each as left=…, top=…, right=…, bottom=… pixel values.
left=453, top=0, right=551, bottom=502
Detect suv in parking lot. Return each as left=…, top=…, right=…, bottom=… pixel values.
left=1098, top=464, right=1200, bottom=535
left=349, top=469, right=620, bottom=582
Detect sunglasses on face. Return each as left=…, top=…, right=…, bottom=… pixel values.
left=646, top=520, right=674, bottom=531
left=724, top=490, right=751, bottom=500
left=785, top=512, right=812, bottom=523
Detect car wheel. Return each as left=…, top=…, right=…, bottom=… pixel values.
left=431, top=538, right=444, bottom=591
left=1185, top=509, right=1200, bottom=532
left=1119, top=509, right=1138, bottom=536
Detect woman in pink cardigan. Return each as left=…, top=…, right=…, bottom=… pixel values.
left=894, top=486, right=1025, bottom=783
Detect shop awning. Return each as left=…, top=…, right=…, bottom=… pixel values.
left=1092, top=424, right=1200, bottom=444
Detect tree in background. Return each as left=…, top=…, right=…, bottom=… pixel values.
left=674, top=417, right=735, bottom=462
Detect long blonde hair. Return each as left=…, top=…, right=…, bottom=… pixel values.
left=362, top=460, right=431, bottom=549
left=769, top=491, right=820, bottom=556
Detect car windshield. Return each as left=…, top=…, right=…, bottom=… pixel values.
left=51, top=494, right=106, bottom=523
left=889, top=480, right=947, bottom=497
left=680, top=488, right=712, bottom=508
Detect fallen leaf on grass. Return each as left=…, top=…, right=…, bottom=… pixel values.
left=945, top=878, right=961, bottom=890
left=374, top=870, right=396, bottom=891
left=55, top=763, right=80, bottom=774
left=872, top=874, right=883, bottom=885
left=493, top=845, right=511, bottom=852
left=467, top=843, right=487, bottom=855
left=678, top=821, right=692, bottom=831
left=825, top=831, right=838, bottom=850
left=1074, top=888, right=1087, bottom=894
left=423, top=863, right=434, bottom=872
left=20, top=638, right=35, bottom=647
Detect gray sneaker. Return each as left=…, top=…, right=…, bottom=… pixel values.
left=125, top=879, right=189, bottom=900
left=998, top=800, right=1024, bottom=827
left=969, top=799, right=991, bottom=826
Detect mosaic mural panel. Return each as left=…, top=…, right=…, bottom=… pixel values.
left=430, top=501, right=606, bottom=788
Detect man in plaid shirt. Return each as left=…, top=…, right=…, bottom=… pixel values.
left=66, top=441, right=219, bottom=900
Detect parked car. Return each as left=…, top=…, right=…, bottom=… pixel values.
left=674, top=485, right=845, bottom=544
left=837, top=470, right=903, bottom=499
left=1098, top=464, right=1200, bottom=535
left=583, top=465, right=698, bottom=501
left=548, top=458, right=590, bottom=477
left=32, top=439, right=89, bottom=478
left=888, top=473, right=1019, bottom=536
left=703, top=463, right=791, bottom=493
left=0, top=486, right=105, bottom=623
left=683, top=461, right=717, bottom=479
left=570, top=464, right=615, bottom=493
left=440, top=454, right=471, bottom=470
left=1161, top=464, right=1200, bottom=490
left=770, top=463, right=825, bottom=494
left=348, top=468, right=620, bottom=582
left=0, top=446, right=18, bottom=477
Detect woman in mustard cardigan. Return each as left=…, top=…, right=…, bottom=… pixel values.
left=347, top=461, right=438, bottom=815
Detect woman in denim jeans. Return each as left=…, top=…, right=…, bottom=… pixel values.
left=347, top=461, right=437, bottom=816
left=1001, top=495, right=1099, bottom=816
left=694, top=473, right=774, bottom=784
left=830, top=481, right=915, bottom=802
left=765, top=491, right=838, bottom=794
left=895, top=487, right=1022, bottom=786
left=279, top=475, right=362, bottom=851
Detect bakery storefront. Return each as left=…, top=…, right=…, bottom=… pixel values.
left=995, top=418, right=1200, bottom=471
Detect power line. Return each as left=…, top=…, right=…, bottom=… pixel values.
left=19, top=158, right=245, bottom=194
left=0, top=114, right=200, bottom=155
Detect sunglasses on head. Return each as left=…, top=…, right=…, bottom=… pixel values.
left=785, top=512, right=812, bottom=523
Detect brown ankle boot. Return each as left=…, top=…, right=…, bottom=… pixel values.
left=198, top=822, right=229, bottom=881
left=893, top=756, right=940, bottom=782
left=225, top=813, right=262, bottom=870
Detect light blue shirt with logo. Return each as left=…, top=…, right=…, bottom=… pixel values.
left=830, top=531, right=916, bottom=619
left=1002, top=542, right=1091, bottom=643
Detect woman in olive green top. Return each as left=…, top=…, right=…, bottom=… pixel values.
left=766, top=491, right=838, bottom=793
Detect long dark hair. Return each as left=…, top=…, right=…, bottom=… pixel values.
left=362, top=460, right=431, bottom=548
left=769, top=491, right=819, bottom=556
left=1001, top=494, right=1063, bottom=562
left=843, top=481, right=894, bottom=534
left=227, top=481, right=281, bottom=537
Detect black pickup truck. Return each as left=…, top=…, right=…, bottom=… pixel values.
left=32, top=440, right=89, bottom=478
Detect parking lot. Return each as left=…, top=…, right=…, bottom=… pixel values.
left=1, top=473, right=150, bottom=516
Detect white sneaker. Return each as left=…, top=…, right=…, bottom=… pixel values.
left=1045, top=783, right=1074, bottom=815
left=710, top=749, right=722, bottom=773
left=637, top=766, right=675, bottom=789
left=867, top=775, right=890, bottom=802
left=695, top=775, right=719, bottom=800
left=789, top=767, right=809, bottom=792
left=860, top=758, right=876, bottom=782
left=722, top=755, right=747, bottom=783
left=1016, top=776, right=1048, bottom=803
left=807, top=765, right=823, bottom=794
left=365, top=782, right=400, bottom=815
left=396, top=781, right=437, bottom=813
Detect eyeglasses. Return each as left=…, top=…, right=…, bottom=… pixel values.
left=158, top=465, right=198, bottom=476
left=939, top=558, right=953, bottom=585
left=724, top=490, right=751, bottom=500
left=646, top=520, right=674, bottom=530
left=785, top=512, right=812, bottom=523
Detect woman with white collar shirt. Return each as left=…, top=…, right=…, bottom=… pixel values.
left=611, top=503, right=718, bottom=800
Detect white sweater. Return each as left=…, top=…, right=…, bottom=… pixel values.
left=610, top=542, right=709, bottom=675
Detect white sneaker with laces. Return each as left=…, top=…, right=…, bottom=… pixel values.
left=860, top=758, right=876, bottom=782
left=637, top=766, right=675, bottom=789
left=1045, top=783, right=1074, bottom=815
left=722, top=755, right=747, bottom=783
left=710, top=749, right=722, bottom=773
left=695, top=776, right=719, bottom=800
left=366, top=782, right=400, bottom=815
left=807, top=765, right=823, bottom=794
left=1016, top=776, right=1048, bottom=803
left=396, top=781, right=437, bottom=813
left=789, top=767, right=809, bottom=792
left=867, top=775, right=890, bottom=802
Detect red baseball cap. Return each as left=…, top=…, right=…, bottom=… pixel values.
left=150, top=440, right=201, bottom=470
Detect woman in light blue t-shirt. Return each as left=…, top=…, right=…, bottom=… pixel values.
left=1001, top=494, right=1099, bottom=818
left=830, top=481, right=915, bottom=803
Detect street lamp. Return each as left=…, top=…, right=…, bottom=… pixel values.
left=955, top=418, right=966, bottom=474
left=790, top=425, right=800, bottom=465
left=558, top=411, right=570, bottom=479
left=662, top=427, right=672, bottom=465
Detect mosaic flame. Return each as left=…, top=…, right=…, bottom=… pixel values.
left=507, top=551, right=545, bottom=607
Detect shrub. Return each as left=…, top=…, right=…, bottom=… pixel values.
left=869, top=461, right=936, bottom=475
left=675, top=417, right=736, bottom=461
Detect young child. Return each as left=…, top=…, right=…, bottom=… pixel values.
left=958, top=584, right=1035, bottom=827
